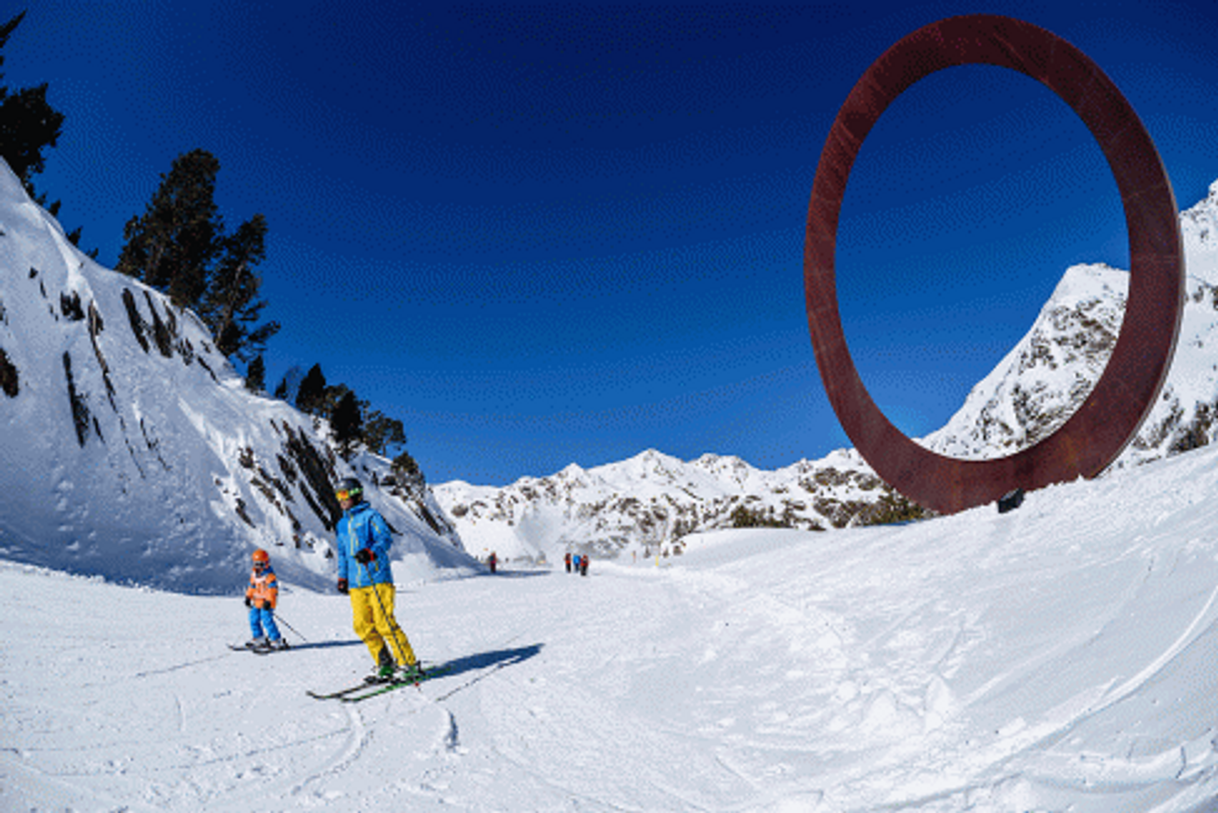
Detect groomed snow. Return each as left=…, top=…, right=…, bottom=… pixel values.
left=5, top=438, right=1218, bottom=811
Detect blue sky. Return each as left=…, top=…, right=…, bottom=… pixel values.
left=9, top=1, right=1218, bottom=485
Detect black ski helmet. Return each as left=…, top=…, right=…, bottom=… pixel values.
left=336, top=476, right=363, bottom=501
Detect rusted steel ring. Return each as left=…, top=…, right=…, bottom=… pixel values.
left=804, top=14, right=1184, bottom=514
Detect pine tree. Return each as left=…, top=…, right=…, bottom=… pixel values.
left=118, top=149, right=278, bottom=360
left=117, top=149, right=222, bottom=310
left=331, top=390, right=363, bottom=458
left=0, top=13, right=96, bottom=256
left=199, top=213, right=279, bottom=361
left=273, top=365, right=304, bottom=403
left=295, top=364, right=327, bottom=415
left=0, top=12, right=63, bottom=189
left=362, top=409, right=406, bottom=457
left=0, top=83, right=63, bottom=185
left=392, top=451, right=425, bottom=491
left=244, top=355, right=266, bottom=393
left=316, top=383, right=353, bottom=422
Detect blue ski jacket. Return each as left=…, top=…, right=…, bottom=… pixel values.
left=336, top=500, right=395, bottom=589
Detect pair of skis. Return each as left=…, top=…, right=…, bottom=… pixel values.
left=229, top=640, right=445, bottom=700
left=228, top=642, right=289, bottom=655
left=307, top=664, right=448, bottom=703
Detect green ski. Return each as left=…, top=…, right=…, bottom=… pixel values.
left=338, top=665, right=449, bottom=703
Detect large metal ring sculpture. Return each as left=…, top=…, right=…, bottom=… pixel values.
left=805, top=14, right=1184, bottom=515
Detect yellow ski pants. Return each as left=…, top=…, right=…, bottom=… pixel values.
left=349, top=583, right=417, bottom=667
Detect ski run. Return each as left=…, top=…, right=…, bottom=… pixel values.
left=5, top=438, right=1218, bottom=812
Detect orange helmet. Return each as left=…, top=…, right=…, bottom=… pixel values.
left=252, top=548, right=270, bottom=565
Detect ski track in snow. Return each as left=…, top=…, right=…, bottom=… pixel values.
left=5, top=446, right=1218, bottom=810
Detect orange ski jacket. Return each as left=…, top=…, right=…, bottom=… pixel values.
left=246, top=565, right=279, bottom=610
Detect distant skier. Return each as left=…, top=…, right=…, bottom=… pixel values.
left=573, top=553, right=582, bottom=573
left=488, top=551, right=498, bottom=574
left=334, top=477, right=424, bottom=683
left=564, top=551, right=572, bottom=573
left=580, top=553, right=589, bottom=577
left=244, top=548, right=288, bottom=650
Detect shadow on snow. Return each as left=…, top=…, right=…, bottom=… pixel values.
left=431, top=643, right=543, bottom=680
left=280, top=639, right=366, bottom=652
left=484, top=569, right=551, bottom=579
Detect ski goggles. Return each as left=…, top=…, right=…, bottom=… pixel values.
left=335, top=489, right=359, bottom=501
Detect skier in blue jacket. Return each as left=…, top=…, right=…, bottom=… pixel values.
left=334, top=476, right=422, bottom=682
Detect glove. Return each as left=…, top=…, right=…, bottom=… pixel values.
left=244, top=596, right=251, bottom=607
left=355, top=549, right=375, bottom=565
left=337, top=578, right=348, bottom=594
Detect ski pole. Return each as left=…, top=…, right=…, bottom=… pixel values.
left=273, top=611, right=308, bottom=643
left=361, top=559, right=411, bottom=665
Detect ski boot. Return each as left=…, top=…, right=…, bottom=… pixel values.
left=366, top=648, right=396, bottom=683
left=395, top=662, right=427, bottom=683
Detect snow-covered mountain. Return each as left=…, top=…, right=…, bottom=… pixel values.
left=919, top=262, right=1130, bottom=459
left=436, top=180, right=1218, bottom=563
left=435, top=447, right=921, bottom=564
left=924, top=180, right=1218, bottom=464
left=0, top=160, right=474, bottom=593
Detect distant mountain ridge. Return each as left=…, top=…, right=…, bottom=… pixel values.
left=435, top=179, right=1218, bottom=564
left=436, top=446, right=910, bottom=563
left=0, top=160, right=473, bottom=593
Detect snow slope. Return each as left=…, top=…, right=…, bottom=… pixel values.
left=5, top=439, right=1218, bottom=811
left=0, top=159, right=476, bottom=592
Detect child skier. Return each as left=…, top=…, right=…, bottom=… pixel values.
left=244, top=548, right=288, bottom=650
